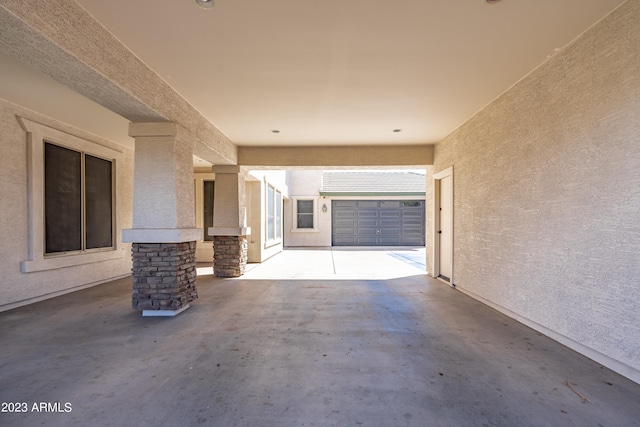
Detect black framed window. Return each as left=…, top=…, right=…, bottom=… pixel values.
left=85, top=154, right=113, bottom=249
left=203, top=180, right=215, bottom=241
left=44, top=142, right=113, bottom=254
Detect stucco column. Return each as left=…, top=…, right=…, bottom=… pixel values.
left=209, top=166, right=251, bottom=277
left=122, top=122, right=200, bottom=316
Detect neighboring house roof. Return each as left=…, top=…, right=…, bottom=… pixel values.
left=320, top=171, right=426, bottom=196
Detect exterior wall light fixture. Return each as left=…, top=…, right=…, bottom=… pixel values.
left=195, top=0, right=215, bottom=9
left=322, top=203, right=327, bottom=213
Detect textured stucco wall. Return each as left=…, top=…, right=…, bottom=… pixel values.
left=285, top=170, right=330, bottom=247
left=0, top=97, right=134, bottom=311
left=432, top=1, right=640, bottom=382
left=131, top=138, right=186, bottom=229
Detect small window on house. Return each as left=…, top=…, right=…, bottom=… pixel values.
left=44, top=142, right=113, bottom=254
left=203, top=180, right=215, bottom=241
left=296, top=200, right=314, bottom=229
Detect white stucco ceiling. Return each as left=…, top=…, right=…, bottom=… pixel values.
left=73, top=0, right=625, bottom=146
left=1, top=0, right=628, bottom=149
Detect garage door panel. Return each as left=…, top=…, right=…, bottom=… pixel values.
left=333, top=236, right=356, bottom=245
left=357, top=201, right=379, bottom=208
left=401, top=236, right=424, bottom=245
left=332, top=200, right=425, bottom=246
left=357, top=228, right=378, bottom=235
left=335, top=219, right=357, bottom=227
left=357, top=210, right=379, bottom=218
left=334, top=200, right=357, bottom=207
left=402, top=228, right=424, bottom=234
left=380, top=201, right=401, bottom=208
left=380, top=218, right=401, bottom=227
left=380, top=228, right=401, bottom=235
left=335, top=210, right=356, bottom=218
left=356, top=236, right=378, bottom=245
left=357, top=219, right=378, bottom=227
left=380, top=237, right=401, bottom=245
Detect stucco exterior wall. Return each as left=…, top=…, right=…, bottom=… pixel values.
left=285, top=170, right=330, bottom=247
left=0, top=98, right=134, bottom=311
left=432, top=1, right=640, bottom=382
left=284, top=196, right=332, bottom=247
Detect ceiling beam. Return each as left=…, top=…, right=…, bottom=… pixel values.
left=238, top=145, right=434, bottom=168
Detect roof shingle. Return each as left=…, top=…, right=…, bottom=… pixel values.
left=321, top=171, right=426, bottom=194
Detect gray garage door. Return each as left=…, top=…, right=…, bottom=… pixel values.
left=332, top=200, right=425, bottom=246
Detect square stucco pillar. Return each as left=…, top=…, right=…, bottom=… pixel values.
left=122, top=122, right=201, bottom=316
left=209, top=166, right=251, bottom=277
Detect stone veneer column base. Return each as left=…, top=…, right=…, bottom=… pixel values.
left=131, top=242, right=198, bottom=315
left=213, top=235, right=248, bottom=277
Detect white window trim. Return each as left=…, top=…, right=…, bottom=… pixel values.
left=265, top=183, right=283, bottom=247
left=18, top=117, right=125, bottom=273
left=291, top=196, right=320, bottom=233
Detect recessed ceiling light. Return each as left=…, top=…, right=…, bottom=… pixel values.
left=485, top=0, right=502, bottom=3
left=195, top=0, right=214, bottom=9
left=271, top=130, right=280, bottom=133
left=393, top=129, right=402, bottom=133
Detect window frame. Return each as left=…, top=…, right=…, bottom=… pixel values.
left=291, top=197, right=319, bottom=233
left=44, top=141, right=115, bottom=255
left=19, top=117, right=124, bottom=273
left=265, top=184, right=282, bottom=244
left=296, top=200, right=314, bottom=229
left=275, top=189, right=282, bottom=240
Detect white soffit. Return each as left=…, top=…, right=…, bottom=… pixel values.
left=24, top=0, right=632, bottom=146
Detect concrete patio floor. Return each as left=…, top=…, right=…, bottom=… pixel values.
left=1, top=247, right=639, bottom=427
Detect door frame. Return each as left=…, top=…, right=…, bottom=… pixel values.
left=433, top=166, right=454, bottom=286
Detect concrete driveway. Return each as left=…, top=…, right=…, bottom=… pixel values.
left=1, top=247, right=639, bottom=427
left=243, top=247, right=427, bottom=279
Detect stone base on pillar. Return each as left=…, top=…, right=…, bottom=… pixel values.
left=131, top=242, right=198, bottom=314
left=213, top=235, right=248, bottom=277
